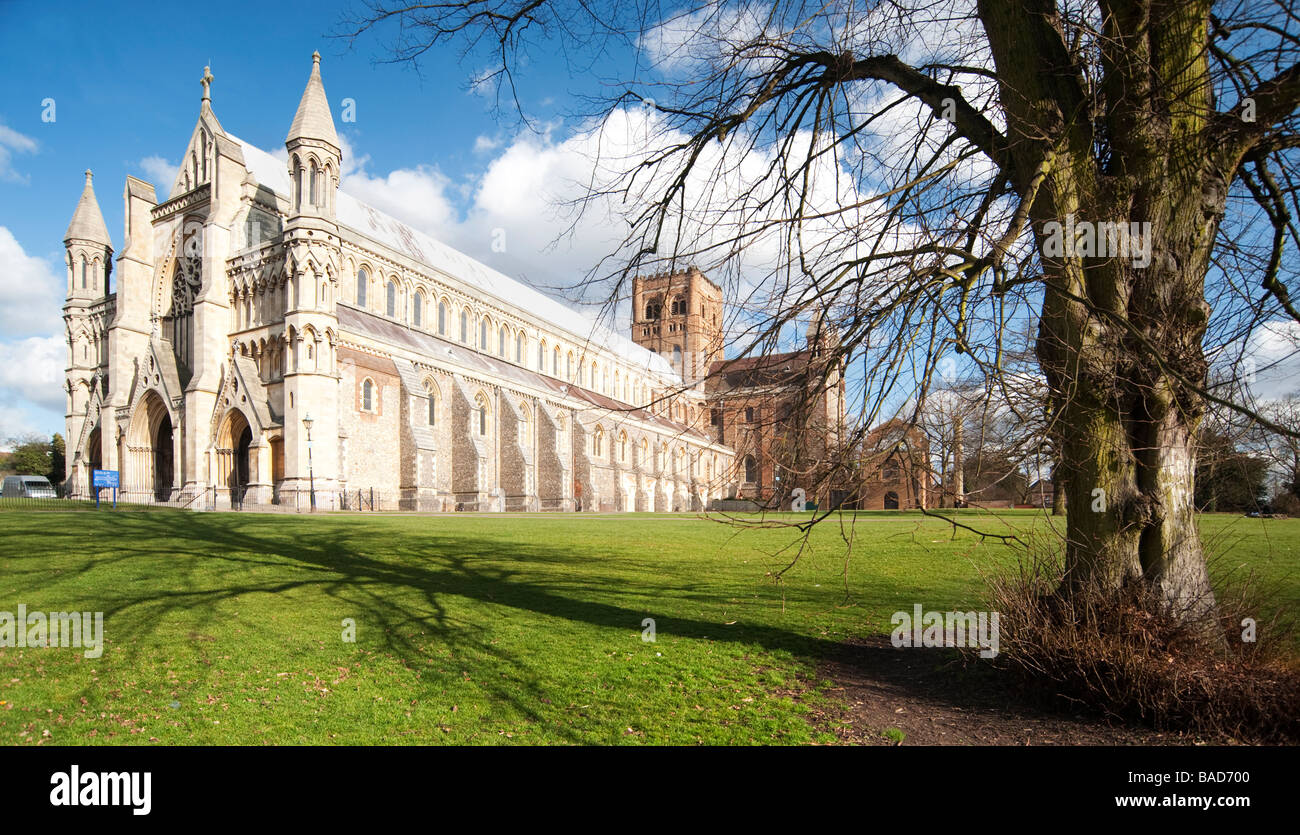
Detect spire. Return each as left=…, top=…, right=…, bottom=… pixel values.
left=200, top=65, right=213, bottom=104
left=286, top=51, right=339, bottom=149
left=64, top=170, right=112, bottom=246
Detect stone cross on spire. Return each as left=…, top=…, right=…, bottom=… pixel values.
left=200, top=66, right=213, bottom=102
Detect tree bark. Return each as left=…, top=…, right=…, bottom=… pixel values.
left=979, top=0, right=1230, bottom=630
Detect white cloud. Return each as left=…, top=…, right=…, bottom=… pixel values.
left=0, top=335, right=64, bottom=415
left=1249, top=319, right=1300, bottom=400
left=0, top=228, right=66, bottom=440
left=138, top=155, right=179, bottom=190
left=0, top=226, right=64, bottom=338
left=0, top=122, right=38, bottom=184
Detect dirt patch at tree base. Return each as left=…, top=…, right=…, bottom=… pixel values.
left=806, top=635, right=1211, bottom=746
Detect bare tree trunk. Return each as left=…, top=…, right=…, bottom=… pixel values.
left=1050, top=464, right=1065, bottom=516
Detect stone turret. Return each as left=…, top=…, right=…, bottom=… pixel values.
left=64, top=170, right=113, bottom=300
left=281, top=51, right=343, bottom=508
left=285, top=51, right=341, bottom=219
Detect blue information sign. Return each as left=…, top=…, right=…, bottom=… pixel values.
left=92, top=469, right=119, bottom=488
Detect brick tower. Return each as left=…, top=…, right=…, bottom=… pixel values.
left=630, top=266, right=723, bottom=385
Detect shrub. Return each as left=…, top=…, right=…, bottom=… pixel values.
left=985, top=549, right=1300, bottom=743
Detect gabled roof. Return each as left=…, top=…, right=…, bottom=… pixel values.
left=707, top=348, right=814, bottom=391
left=64, top=170, right=112, bottom=246
left=286, top=52, right=339, bottom=149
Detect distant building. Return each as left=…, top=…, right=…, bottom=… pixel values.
left=1026, top=479, right=1055, bottom=508
left=853, top=420, right=931, bottom=510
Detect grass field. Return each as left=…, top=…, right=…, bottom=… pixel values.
left=0, top=508, right=1296, bottom=745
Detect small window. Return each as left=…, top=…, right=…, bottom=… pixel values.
left=593, top=427, right=604, bottom=457
left=744, top=455, right=757, bottom=483
left=475, top=394, right=488, bottom=436
left=517, top=333, right=525, bottom=364
left=499, top=325, right=508, bottom=357
left=438, top=301, right=447, bottom=335
left=645, top=300, right=662, bottom=320
left=426, top=388, right=437, bottom=426
left=386, top=280, right=397, bottom=317
left=357, top=268, right=368, bottom=307
left=671, top=296, right=685, bottom=315
left=745, top=406, right=754, bottom=423
left=413, top=292, right=424, bottom=327
left=460, top=310, right=469, bottom=342
left=362, top=378, right=375, bottom=412
left=480, top=318, right=489, bottom=350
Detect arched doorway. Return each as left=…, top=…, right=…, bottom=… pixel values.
left=884, top=490, right=900, bottom=510
left=126, top=390, right=175, bottom=502
left=154, top=417, right=173, bottom=501
left=216, top=409, right=253, bottom=508
left=86, top=427, right=102, bottom=471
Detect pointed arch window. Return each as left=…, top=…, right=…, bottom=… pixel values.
left=438, top=300, right=447, bottom=335
left=474, top=393, right=489, bottom=436
left=744, top=455, right=757, bottom=483
left=516, top=332, right=525, bottom=364
left=413, top=290, right=424, bottom=327
left=499, top=325, right=508, bottom=357
left=310, top=164, right=319, bottom=207
left=357, top=268, right=368, bottom=307
left=80, top=258, right=87, bottom=290
left=480, top=318, right=489, bottom=350
left=362, top=378, right=376, bottom=412
left=460, top=309, right=469, bottom=342
left=593, top=426, right=604, bottom=457
left=386, top=280, right=397, bottom=317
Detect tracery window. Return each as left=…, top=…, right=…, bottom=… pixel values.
left=168, top=219, right=203, bottom=383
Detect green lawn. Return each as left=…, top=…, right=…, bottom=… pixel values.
left=0, top=508, right=1295, bottom=745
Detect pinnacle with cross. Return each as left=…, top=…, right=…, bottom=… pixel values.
left=200, top=66, right=213, bottom=102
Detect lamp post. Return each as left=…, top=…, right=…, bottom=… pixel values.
left=302, top=413, right=316, bottom=512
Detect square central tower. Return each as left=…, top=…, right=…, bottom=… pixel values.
left=630, top=266, right=723, bottom=385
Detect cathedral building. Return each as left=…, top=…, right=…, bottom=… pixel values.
left=62, top=55, right=746, bottom=512
left=61, top=55, right=899, bottom=513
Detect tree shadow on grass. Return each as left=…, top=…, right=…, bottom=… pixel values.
left=2, top=510, right=877, bottom=742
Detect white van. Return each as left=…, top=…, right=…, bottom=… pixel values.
left=1, top=475, right=57, bottom=499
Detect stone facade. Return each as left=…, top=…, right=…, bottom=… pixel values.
left=61, top=56, right=733, bottom=512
